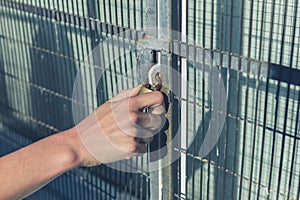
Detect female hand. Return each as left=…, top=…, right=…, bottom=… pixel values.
left=75, top=85, right=166, bottom=166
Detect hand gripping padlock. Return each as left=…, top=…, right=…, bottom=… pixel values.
left=139, top=71, right=170, bottom=162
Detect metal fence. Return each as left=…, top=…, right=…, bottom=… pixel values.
left=0, top=0, right=299, bottom=199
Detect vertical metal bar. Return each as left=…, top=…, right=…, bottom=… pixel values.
left=133, top=1, right=144, bottom=194
left=13, top=0, right=30, bottom=134
left=170, top=1, right=181, bottom=199
left=144, top=0, right=157, bottom=35
left=139, top=0, right=146, bottom=192
left=11, top=0, right=27, bottom=130
left=276, top=0, right=298, bottom=199
left=31, top=0, right=41, bottom=128
left=127, top=0, right=131, bottom=28
left=76, top=0, right=89, bottom=117
left=297, top=154, right=300, bottom=199
left=238, top=0, right=255, bottom=199
left=96, top=0, right=109, bottom=105
left=221, top=0, right=233, bottom=198
left=127, top=0, right=134, bottom=193
left=102, top=0, right=114, bottom=99
left=120, top=0, right=128, bottom=90
left=296, top=91, right=300, bottom=200
left=256, top=0, right=276, bottom=198
left=207, top=1, right=215, bottom=199
left=158, top=0, right=172, bottom=199
left=23, top=0, right=33, bottom=133
left=79, top=1, right=93, bottom=198
left=114, top=0, right=124, bottom=90
left=143, top=0, right=158, bottom=200
left=53, top=0, right=66, bottom=130
left=1, top=2, right=12, bottom=128
left=191, top=0, right=198, bottom=199
left=248, top=0, right=266, bottom=199
left=107, top=0, right=120, bottom=94
left=56, top=0, right=67, bottom=108
left=8, top=0, right=17, bottom=128
left=266, top=0, right=289, bottom=199
left=87, top=1, right=98, bottom=198
left=0, top=3, right=7, bottom=125
left=200, top=0, right=206, bottom=198
left=88, top=0, right=100, bottom=117
left=287, top=91, right=300, bottom=200
left=133, top=0, right=137, bottom=29
left=87, top=1, right=97, bottom=110
left=127, top=0, right=135, bottom=88
left=65, top=0, right=77, bottom=107
left=231, top=0, right=244, bottom=197
left=71, top=0, right=80, bottom=91
left=287, top=47, right=300, bottom=200
left=215, top=0, right=225, bottom=197
left=60, top=0, right=73, bottom=130
left=140, top=157, right=144, bottom=200
left=63, top=0, right=75, bottom=104
left=131, top=2, right=140, bottom=197
left=180, top=0, right=188, bottom=198
left=38, top=0, right=53, bottom=134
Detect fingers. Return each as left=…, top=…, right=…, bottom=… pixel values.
left=135, top=112, right=166, bottom=131
left=125, top=138, right=148, bottom=160
left=149, top=104, right=166, bottom=115
left=130, top=91, right=165, bottom=111
left=108, top=88, right=168, bottom=158
left=111, top=89, right=167, bottom=134
left=139, top=136, right=153, bottom=144
left=135, top=139, right=147, bottom=153
left=136, top=143, right=147, bottom=154
left=110, top=85, right=143, bottom=102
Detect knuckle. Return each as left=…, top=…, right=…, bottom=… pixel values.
left=129, top=112, right=139, bottom=124
left=130, top=128, right=139, bottom=137
left=118, top=90, right=124, bottom=94
left=137, top=130, right=150, bottom=138
left=128, top=97, right=136, bottom=108
left=119, top=90, right=126, bottom=96
left=153, top=91, right=164, bottom=105
left=127, top=140, right=138, bottom=153
left=151, top=116, right=162, bottom=129
left=145, top=130, right=154, bottom=137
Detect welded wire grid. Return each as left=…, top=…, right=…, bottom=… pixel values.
left=177, top=0, right=300, bottom=199
left=0, top=0, right=147, bottom=199
left=0, top=0, right=299, bottom=200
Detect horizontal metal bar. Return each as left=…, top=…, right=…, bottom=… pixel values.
left=139, top=39, right=300, bottom=86
left=2, top=67, right=298, bottom=142
left=0, top=102, right=60, bottom=132
left=172, top=147, right=292, bottom=200
left=173, top=41, right=300, bottom=86
left=2, top=1, right=300, bottom=86
left=270, top=63, right=300, bottom=86
left=0, top=0, right=146, bottom=40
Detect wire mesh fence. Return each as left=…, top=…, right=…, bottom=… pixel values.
left=0, top=0, right=299, bottom=199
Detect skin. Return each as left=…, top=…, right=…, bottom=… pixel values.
left=0, top=86, right=165, bottom=200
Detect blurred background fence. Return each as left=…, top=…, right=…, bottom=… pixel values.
left=0, top=0, right=299, bottom=199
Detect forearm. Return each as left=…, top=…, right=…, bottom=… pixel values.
left=0, top=128, right=83, bottom=200
left=0, top=87, right=166, bottom=199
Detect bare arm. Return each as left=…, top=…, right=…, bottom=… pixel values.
left=0, top=86, right=166, bottom=200
left=0, top=128, right=83, bottom=200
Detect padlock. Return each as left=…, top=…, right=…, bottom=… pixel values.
left=138, top=71, right=169, bottom=162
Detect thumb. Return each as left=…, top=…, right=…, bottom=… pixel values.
left=110, top=85, right=143, bottom=102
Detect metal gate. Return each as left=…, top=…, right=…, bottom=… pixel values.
left=0, top=0, right=299, bottom=199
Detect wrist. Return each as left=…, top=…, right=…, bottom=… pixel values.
left=59, top=127, right=101, bottom=167
left=56, top=128, right=85, bottom=168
